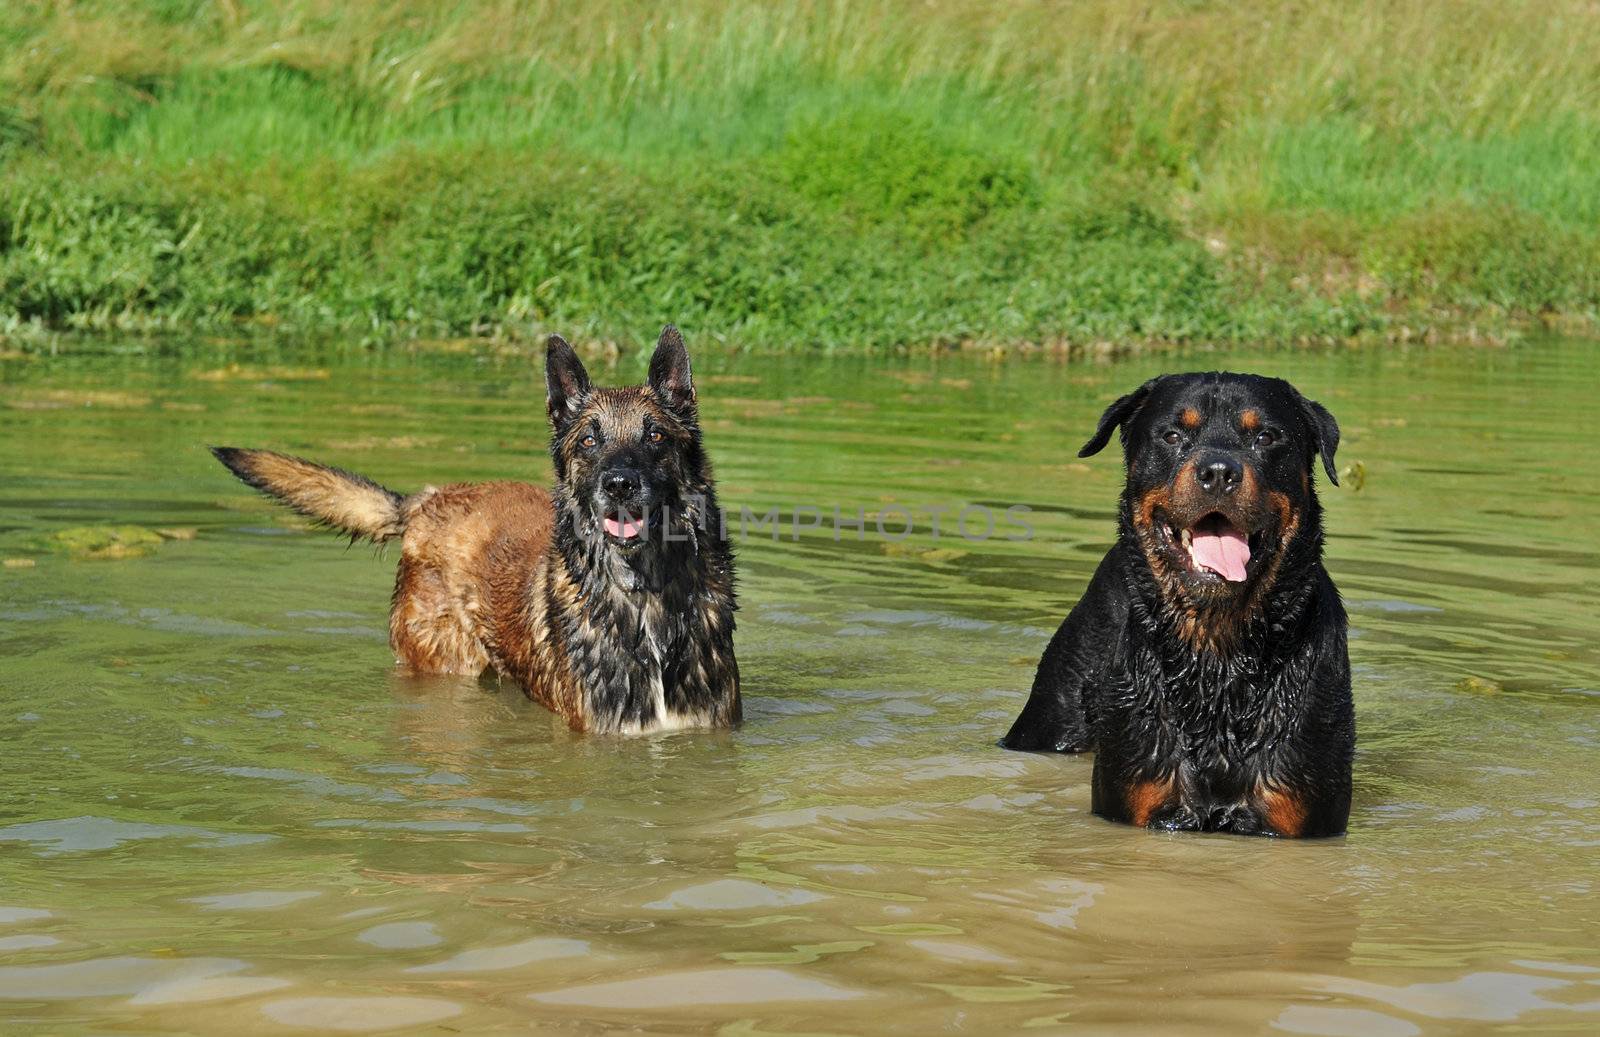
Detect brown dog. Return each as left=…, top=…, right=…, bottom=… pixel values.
left=212, top=326, right=740, bottom=734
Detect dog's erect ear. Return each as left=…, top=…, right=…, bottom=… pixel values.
left=648, top=324, right=695, bottom=413
left=1297, top=392, right=1341, bottom=487
left=1078, top=378, right=1159, bottom=458
left=546, top=334, right=592, bottom=432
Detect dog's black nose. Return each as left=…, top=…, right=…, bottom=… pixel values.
left=601, top=469, right=642, bottom=502
left=1195, top=456, right=1243, bottom=495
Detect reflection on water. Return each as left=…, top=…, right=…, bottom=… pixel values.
left=1, top=337, right=1597, bottom=1033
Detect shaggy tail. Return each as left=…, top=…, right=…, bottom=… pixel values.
left=210, top=447, right=406, bottom=543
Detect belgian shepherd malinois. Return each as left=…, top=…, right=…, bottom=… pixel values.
left=212, top=326, right=739, bottom=734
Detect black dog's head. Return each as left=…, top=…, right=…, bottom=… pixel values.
left=545, top=325, right=710, bottom=554
left=1081, top=372, right=1339, bottom=630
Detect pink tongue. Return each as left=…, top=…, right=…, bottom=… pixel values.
left=604, top=516, right=643, bottom=539
left=1190, top=526, right=1250, bottom=582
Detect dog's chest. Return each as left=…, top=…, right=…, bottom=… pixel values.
left=1116, top=643, right=1302, bottom=779
left=575, top=590, right=706, bottom=733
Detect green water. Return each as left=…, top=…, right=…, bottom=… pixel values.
left=1, top=338, right=1596, bottom=1035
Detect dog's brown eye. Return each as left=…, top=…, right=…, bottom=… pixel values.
left=579, top=434, right=597, bottom=449
left=1163, top=430, right=1182, bottom=445
left=647, top=430, right=664, bottom=444
left=1255, top=430, right=1276, bottom=448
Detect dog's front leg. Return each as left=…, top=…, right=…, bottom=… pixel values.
left=1000, top=547, right=1129, bottom=753
left=1000, top=609, right=1101, bottom=753
left=999, top=679, right=1093, bottom=752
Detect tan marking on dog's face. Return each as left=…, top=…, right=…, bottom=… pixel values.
left=1132, top=483, right=1192, bottom=614
left=1180, top=407, right=1202, bottom=429
left=1133, top=465, right=1291, bottom=654
left=1267, top=490, right=1301, bottom=550
left=1239, top=409, right=1261, bottom=432
left=1131, top=484, right=1178, bottom=590
left=1165, top=458, right=1263, bottom=528
left=1134, top=483, right=1172, bottom=534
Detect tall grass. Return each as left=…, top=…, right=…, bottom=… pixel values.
left=3, top=0, right=1598, bottom=348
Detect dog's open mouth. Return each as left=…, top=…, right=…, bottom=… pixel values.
left=602, top=511, right=647, bottom=544
left=1166, top=512, right=1257, bottom=583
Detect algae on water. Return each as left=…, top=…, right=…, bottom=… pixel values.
left=47, top=525, right=166, bottom=560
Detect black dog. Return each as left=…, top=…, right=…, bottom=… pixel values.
left=1001, top=373, right=1353, bottom=837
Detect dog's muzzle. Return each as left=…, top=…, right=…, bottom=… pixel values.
left=598, top=468, right=649, bottom=543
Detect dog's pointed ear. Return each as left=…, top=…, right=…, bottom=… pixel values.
left=1297, top=392, right=1341, bottom=486
left=546, top=334, right=592, bottom=432
left=1078, top=378, right=1159, bottom=458
left=648, top=324, right=695, bottom=414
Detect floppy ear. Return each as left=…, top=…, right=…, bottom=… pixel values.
left=648, top=324, right=695, bottom=414
left=545, top=334, right=592, bottom=432
left=1078, top=378, right=1159, bottom=458
left=1298, top=394, right=1341, bottom=487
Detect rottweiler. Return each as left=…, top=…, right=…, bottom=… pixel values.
left=1001, top=373, right=1353, bottom=837
left=212, top=326, right=740, bottom=735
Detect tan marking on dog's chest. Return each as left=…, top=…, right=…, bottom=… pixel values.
left=1256, top=782, right=1309, bottom=838
left=1127, top=777, right=1176, bottom=826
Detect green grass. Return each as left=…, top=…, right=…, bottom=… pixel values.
left=2, top=0, right=1598, bottom=350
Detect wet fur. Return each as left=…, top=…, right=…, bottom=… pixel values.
left=1000, top=372, right=1354, bottom=838
left=212, top=327, right=739, bottom=735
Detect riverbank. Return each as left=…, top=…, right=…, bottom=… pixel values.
left=3, top=1, right=1597, bottom=352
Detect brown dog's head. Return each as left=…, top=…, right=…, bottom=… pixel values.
left=1081, top=373, right=1339, bottom=629
left=545, top=326, right=710, bottom=553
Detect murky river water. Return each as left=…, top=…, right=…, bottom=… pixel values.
left=1, top=337, right=1597, bottom=1035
